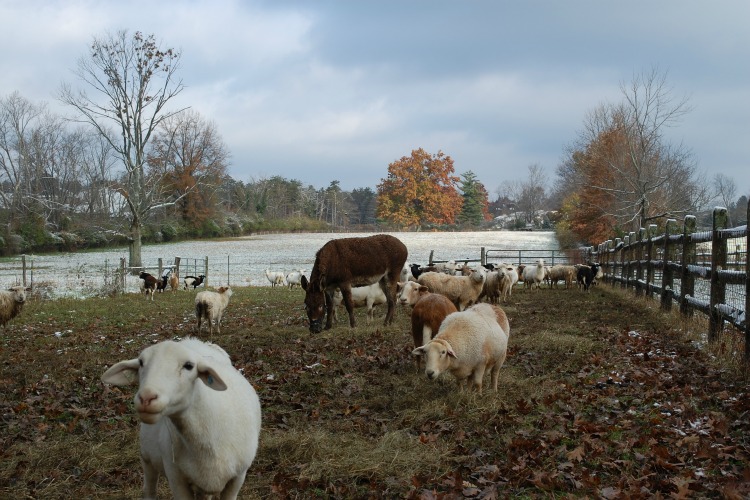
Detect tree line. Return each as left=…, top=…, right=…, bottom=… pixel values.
left=1, top=32, right=746, bottom=266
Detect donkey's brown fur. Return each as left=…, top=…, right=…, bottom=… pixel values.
left=301, top=234, right=408, bottom=332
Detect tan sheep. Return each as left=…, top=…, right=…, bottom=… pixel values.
left=412, top=302, right=509, bottom=393
left=416, top=268, right=486, bottom=311
left=0, top=286, right=28, bottom=327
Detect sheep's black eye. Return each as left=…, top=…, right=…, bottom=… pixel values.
left=183, top=362, right=194, bottom=371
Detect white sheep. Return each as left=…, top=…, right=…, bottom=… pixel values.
left=195, top=286, right=233, bottom=334
left=0, top=285, right=28, bottom=327
left=101, top=337, right=261, bottom=499
left=285, top=270, right=306, bottom=289
left=412, top=302, right=509, bottom=393
left=416, top=267, right=486, bottom=311
left=522, top=259, right=545, bottom=290
left=331, top=282, right=388, bottom=324
left=500, top=265, right=519, bottom=301
left=264, top=269, right=285, bottom=287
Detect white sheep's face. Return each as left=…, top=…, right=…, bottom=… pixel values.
left=8, top=286, right=27, bottom=304
left=412, top=340, right=456, bottom=380
left=397, top=281, right=425, bottom=306
left=101, top=341, right=227, bottom=425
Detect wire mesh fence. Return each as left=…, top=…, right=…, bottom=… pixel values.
left=589, top=204, right=749, bottom=359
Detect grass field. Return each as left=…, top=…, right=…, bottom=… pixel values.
left=2, top=282, right=749, bottom=498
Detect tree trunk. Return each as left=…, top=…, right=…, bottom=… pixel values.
left=129, top=219, right=143, bottom=272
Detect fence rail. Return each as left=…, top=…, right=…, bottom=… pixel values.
left=428, top=247, right=575, bottom=267
left=588, top=203, right=749, bottom=360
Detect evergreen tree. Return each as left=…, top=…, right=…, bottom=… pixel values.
left=458, top=171, right=485, bottom=226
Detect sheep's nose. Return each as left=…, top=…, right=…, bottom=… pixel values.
left=426, top=370, right=436, bottom=380
left=139, top=392, right=158, bottom=407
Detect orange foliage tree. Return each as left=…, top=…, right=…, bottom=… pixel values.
left=376, top=148, right=462, bottom=228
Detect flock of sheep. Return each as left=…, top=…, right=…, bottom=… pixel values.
left=91, top=243, right=600, bottom=498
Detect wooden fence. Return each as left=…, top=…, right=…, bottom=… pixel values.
left=587, top=203, right=749, bottom=359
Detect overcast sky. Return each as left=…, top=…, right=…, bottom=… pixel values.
left=1, top=0, right=748, bottom=196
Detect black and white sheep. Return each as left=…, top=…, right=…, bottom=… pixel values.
left=101, top=337, right=261, bottom=499
left=0, top=285, right=29, bottom=327
left=577, top=264, right=600, bottom=292
left=184, top=274, right=206, bottom=290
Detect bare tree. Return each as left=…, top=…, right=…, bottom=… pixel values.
left=510, top=164, right=547, bottom=225
left=713, top=173, right=738, bottom=226
left=148, top=110, right=230, bottom=226
left=59, top=30, right=186, bottom=269
left=0, top=92, right=43, bottom=223
left=565, top=67, right=709, bottom=236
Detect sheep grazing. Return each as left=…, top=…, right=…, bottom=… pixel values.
left=0, top=285, right=29, bottom=328
left=412, top=302, right=510, bottom=393
left=577, top=264, right=600, bottom=292
left=408, top=287, right=458, bottom=372
left=331, top=282, right=388, bottom=324
left=195, top=286, right=233, bottom=334
left=265, top=269, right=285, bottom=287
left=522, top=259, right=545, bottom=290
left=184, top=274, right=206, bottom=290
left=168, top=273, right=180, bottom=292
left=139, top=271, right=158, bottom=300
left=416, top=267, right=486, bottom=311
left=101, top=337, right=261, bottom=499
left=285, top=270, right=306, bottom=290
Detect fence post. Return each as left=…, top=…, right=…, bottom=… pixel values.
left=645, top=225, right=657, bottom=298
left=613, top=238, right=622, bottom=287
left=481, top=247, right=486, bottom=266
left=660, top=219, right=676, bottom=311
left=621, top=235, right=629, bottom=288
left=119, top=258, right=126, bottom=294
left=635, top=228, right=646, bottom=296
left=174, top=257, right=181, bottom=279
left=204, top=256, right=209, bottom=289
left=627, top=232, right=636, bottom=289
left=679, top=216, right=697, bottom=317
left=709, top=207, right=728, bottom=342
left=158, top=258, right=163, bottom=277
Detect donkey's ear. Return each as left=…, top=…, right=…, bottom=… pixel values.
left=301, top=275, right=309, bottom=290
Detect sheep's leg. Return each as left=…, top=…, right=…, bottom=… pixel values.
left=141, top=459, right=159, bottom=500
left=471, top=366, right=486, bottom=394
left=490, top=364, right=501, bottom=393
left=220, top=472, right=247, bottom=500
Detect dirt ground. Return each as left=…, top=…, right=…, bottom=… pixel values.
left=2, top=282, right=749, bottom=498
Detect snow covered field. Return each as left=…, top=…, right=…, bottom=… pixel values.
left=0, top=231, right=562, bottom=299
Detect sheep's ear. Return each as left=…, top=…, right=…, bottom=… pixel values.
left=446, top=347, right=457, bottom=359
left=101, top=359, right=140, bottom=386
left=197, top=362, right=227, bottom=391
left=411, top=346, right=425, bottom=357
